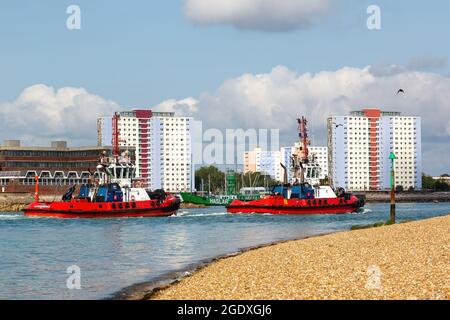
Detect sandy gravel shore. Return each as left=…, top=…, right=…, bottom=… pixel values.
left=151, top=215, right=450, bottom=300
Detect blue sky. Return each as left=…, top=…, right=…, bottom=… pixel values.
left=1, top=0, right=449, bottom=105
left=0, top=1, right=449, bottom=174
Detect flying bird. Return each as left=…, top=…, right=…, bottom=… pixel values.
left=396, top=89, right=405, bottom=95
left=333, top=123, right=343, bottom=128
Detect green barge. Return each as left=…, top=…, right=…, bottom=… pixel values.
left=182, top=170, right=268, bottom=206
left=180, top=192, right=262, bottom=206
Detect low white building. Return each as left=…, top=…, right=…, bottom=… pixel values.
left=245, top=146, right=328, bottom=182
left=244, top=147, right=281, bottom=181
left=280, top=146, right=296, bottom=182
left=309, top=146, right=329, bottom=179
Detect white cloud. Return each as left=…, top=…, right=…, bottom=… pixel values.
left=154, top=97, right=199, bottom=116
left=369, top=56, right=447, bottom=77
left=2, top=67, right=449, bottom=174
left=157, top=65, right=450, bottom=174
left=0, top=84, right=119, bottom=146
left=184, top=0, right=332, bottom=32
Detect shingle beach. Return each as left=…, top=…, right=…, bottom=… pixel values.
left=151, top=215, right=450, bottom=300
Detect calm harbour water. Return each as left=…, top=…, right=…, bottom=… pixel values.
left=0, top=202, right=449, bottom=300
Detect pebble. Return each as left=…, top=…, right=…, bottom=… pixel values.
left=151, top=215, right=450, bottom=300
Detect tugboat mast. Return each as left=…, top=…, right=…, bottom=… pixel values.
left=298, top=116, right=309, bottom=163
left=112, top=112, right=120, bottom=162
left=292, top=116, right=310, bottom=183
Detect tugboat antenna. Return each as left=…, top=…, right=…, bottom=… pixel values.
left=292, top=116, right=310, bottom=183
left=298, top=116, right=309, bottom=163
left=112, top=112, right=120, bottom=162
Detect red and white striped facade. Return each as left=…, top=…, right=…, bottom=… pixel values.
left=133, top=110, right=152, bottom=185
left=98, top=110, right=194, bottom=192
left=328, top=109, right=422, bottom=191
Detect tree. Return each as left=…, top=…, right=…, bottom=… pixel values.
left=239, top=171, right=279, bottom=189
left=422, top=173, right=450, bottom=192
left=395, top=185, right=404, bottom=193
left=320, top=175, right=330, bottom=185
left=195, top=166, right=225, bottom=193
left=422, top=173, right=435, bottom=190
left=435, top=179, right=450, bottom=192
left=194, top=166, right=281, bottom=194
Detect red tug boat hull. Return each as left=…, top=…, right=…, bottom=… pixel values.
left=23, top=112, right=181, bottom=219
left=227, top=116, right=365, bottom=215
left=23, top=196, right=180, bottom=219
left=226, top=195, right=363, bottom=215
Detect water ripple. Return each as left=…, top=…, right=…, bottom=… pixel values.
left=0, top=202, right=449, bottom=299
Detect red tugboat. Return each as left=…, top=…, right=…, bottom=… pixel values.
left=23, top=113, right=180, bottom=218
left=227, top=117, right=364, bottom=215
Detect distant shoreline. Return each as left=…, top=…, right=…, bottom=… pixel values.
left=1, top=192, right=449, bottom=212
left=0, top=194, right=57, bottom=212
left=360, top=191, right=450, bottom=203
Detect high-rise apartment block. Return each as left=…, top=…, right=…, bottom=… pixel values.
left=327, top=109, right=421, bottom=191
left=98, top=110, right=194, bottom=192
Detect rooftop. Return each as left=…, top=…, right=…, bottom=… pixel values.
left=116, top=109, right=176, bottom=119
left=349, top=109, right=402, bottom=117
left=0, top=140, right=134, bottom=152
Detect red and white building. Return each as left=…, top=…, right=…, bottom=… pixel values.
left=98, top=110, right=194, bottom=192
left=327, top=109, right=422, bottom=191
